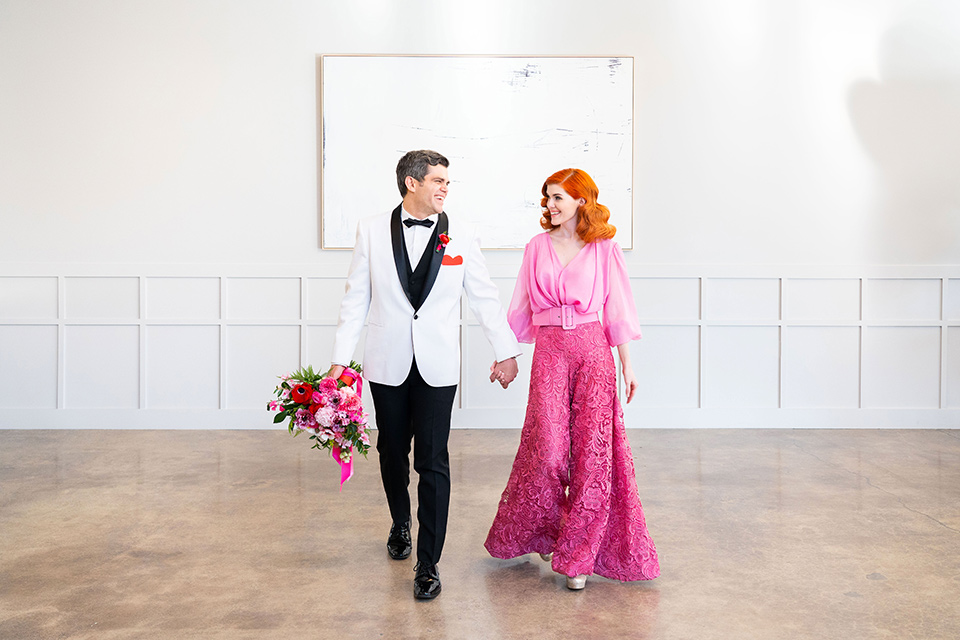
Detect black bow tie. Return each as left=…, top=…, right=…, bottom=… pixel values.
left=403, top=218, right=434, bottom=228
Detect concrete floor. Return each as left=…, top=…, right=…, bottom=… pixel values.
left=1, top=428, right=959, bottom=640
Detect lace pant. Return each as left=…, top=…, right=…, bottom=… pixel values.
left=484, top=322, right=660, bottom=581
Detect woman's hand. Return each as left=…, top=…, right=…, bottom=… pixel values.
left=616, top=343, right=638, bottom=403
left=621, top=364, right=638, bottom=404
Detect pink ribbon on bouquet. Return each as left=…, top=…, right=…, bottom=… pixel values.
left=331, top=366, right=362, bottom=490
left=331, top=444, right=353, bottom=491
left=337, top=367, right=363, bottom=397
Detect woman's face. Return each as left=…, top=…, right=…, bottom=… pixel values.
left=544, top=183, right=584, bottom=229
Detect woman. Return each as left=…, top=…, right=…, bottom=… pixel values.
left=484, top=168, right=660, bottom=590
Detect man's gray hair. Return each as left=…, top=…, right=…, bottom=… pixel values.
left=396, top=150, right=449, bottom=197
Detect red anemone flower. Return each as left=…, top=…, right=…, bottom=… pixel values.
left=291, top=383, right=313, bottom=404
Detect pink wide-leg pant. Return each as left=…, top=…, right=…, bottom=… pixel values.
left=485, top=322, right=660, bottom=581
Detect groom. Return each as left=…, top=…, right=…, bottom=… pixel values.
left=328, top=150, right=520, bottom=600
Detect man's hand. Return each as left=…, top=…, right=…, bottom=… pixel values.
left=489, top=357, right=519, bottom=389
left=327, top=364, right=345, bottom=380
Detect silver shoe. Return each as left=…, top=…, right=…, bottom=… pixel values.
left=566, top=575, right=587, bottom=590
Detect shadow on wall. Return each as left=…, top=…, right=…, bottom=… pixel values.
left=847, top=1, right=960, bottom=264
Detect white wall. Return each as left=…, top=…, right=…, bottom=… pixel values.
left=1, top=0, right=959, bottom=428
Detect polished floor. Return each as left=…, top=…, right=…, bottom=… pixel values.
left=1, top=428, right=959, bottom=639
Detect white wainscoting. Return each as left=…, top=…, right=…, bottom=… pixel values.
left=1, top=267, right=959, bottom=428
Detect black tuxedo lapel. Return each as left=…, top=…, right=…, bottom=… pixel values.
left=418, top=212, right=449, bottom=308
left=390, top=205, right=414, bottom=306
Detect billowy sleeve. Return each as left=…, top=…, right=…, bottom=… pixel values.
left=507, top=242, right=538, bottom=344
left=602, top=242, right=642, bottom=346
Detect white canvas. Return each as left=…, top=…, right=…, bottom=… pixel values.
left=321, top=56, right=634, bottom=249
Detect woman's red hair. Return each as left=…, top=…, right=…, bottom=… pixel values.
left=539, top=168, right=616, bottom=243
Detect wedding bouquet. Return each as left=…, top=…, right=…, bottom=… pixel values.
left=268, top=361, right=370, bottom=488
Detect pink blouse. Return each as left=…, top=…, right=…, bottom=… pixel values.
left=507, top=232, right=642, bottom=346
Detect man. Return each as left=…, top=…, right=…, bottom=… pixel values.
left=327, top=150, right=520, bottom=600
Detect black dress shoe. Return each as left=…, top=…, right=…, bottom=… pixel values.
left=387, top=520, right=412, bottom=560
left=413, top=562, right=441, bottom=600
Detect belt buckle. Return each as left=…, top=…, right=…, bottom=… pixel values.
left=561, top=305, right=574, bottom=330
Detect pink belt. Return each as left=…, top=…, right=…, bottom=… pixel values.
left=532, top=305, right=599, bottom=330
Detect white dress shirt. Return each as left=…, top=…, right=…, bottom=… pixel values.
left=400, top=206, right=439, bottom=271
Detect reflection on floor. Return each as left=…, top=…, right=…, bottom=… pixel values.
left=1, top=429, right=959, bottom=639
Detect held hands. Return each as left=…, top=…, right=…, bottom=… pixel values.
left=489, top=357, right=519, bottom=389
left=326, top=364, right=345, bottom=380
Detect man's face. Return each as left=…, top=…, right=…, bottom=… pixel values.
left=405, top=164, right=449, bottom=217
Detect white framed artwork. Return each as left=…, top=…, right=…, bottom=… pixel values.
left=320, top=55, right=634, bottom=249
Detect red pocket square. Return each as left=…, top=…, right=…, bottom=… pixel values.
left=441, top=254, right=463, bottom=266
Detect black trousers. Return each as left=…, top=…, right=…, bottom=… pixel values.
left=368, top=359, right=457, bottom=566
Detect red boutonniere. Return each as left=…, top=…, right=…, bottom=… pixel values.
left=436, top=233, right=452, bottom=253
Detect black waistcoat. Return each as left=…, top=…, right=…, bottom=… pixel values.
left=402, top=224, right=440, bottom=311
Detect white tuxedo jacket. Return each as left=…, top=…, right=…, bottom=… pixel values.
left=331, top=206, right=520, bottom=387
